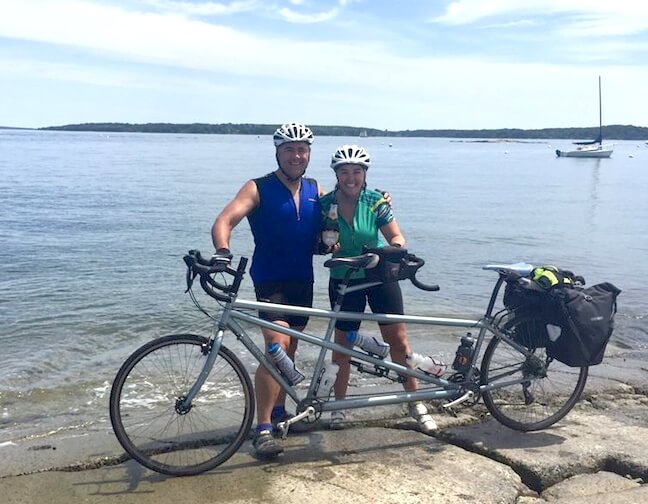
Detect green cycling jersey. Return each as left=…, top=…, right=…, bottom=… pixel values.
left=320, top=188, right=393, bottom=280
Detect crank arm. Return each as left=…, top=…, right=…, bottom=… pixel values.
left=277, top=406, right=315, bottom=439
left=443, top=390, right=474, bottom=409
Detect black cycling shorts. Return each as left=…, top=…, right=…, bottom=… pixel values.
left=254, top=281, right=314, bottom=328
left=328, top=278, right=404, bottom=332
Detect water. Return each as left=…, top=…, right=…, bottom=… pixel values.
left=1, top=129, right=647, bottom=443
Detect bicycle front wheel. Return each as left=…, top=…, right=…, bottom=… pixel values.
left=481, top=315, right=588, bottom=431
left=109, top=334, right=254, bottom=476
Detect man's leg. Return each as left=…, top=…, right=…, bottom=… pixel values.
left=269, top=328, right=302, bottom=424
left=253, top=323, right=292, bottom=457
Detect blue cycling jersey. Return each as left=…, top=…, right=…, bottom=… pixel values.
left=247, top=173, right=321, bottom=283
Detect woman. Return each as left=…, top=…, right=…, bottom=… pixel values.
left=319, top=144, right=444, bottom=433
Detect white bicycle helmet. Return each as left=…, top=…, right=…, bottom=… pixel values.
left=330, top=145, right=371, bottom=170
left=273, top=123, right=314, bottom=147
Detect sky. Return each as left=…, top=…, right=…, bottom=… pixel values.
left=2, top=0, right=648, bottom=130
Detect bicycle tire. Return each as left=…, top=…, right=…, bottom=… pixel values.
left=109, top=334, right=254, bottom=476
left=481, top=315, right=588, bottom=431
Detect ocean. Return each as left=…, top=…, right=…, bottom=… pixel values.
left=1, top=129, right=647, bottom=443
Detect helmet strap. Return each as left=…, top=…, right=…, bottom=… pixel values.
left=279, top=166, right=305, bottom=182
left=276, top=153, right=305, bottom=182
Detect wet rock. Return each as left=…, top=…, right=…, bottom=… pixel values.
left=541, top=471, right=640, bottom=500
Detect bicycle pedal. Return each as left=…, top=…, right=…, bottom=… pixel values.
left=276, top=421, right=289, bottom=439
left=277, top=406, right=315, bottom=439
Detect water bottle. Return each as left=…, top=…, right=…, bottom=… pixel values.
left=322, top=204, right=340, bottom=246
left=452, top=333, right=475, bottom=373
left=347, top=330, right=390, bottom=358
left=406, top=352, right=447, bottom=377
left=267, top=343, right=305, bottom=385
left=315, top=362, right=339, bottom=398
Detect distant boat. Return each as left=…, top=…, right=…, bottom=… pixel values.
left=359, top=130, right=367, bottom=137
left=556, top=143, right=613, bottom=158
left=555, top=76, right=613, bottom=158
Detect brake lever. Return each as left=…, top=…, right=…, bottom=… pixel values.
left=183, top=254, right=197, bottom=292
left=185, top=268, right=197, bottom=292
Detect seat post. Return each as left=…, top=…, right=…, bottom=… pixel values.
left=332, top=268, right=357, bottom=310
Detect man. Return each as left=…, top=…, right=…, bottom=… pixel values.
left=211, top=123, right=323, bottom=457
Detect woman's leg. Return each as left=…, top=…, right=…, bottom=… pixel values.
left=332, top=328, right=353, bottom=399
left=369, top=284, right=437, bottom=432
left=380, top=322, right=417, bottom=392
left=328, top=279, right=365, bottom=401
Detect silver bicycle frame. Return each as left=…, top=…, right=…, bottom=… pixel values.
left=217, top=294, right=498, bottom=412
left=182, top=259, right=540, bottom=422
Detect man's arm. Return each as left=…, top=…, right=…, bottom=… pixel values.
left=211, top=180, right=259, bottom=250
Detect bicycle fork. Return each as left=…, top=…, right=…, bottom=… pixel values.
left=176, top=329, right=225, bottom=413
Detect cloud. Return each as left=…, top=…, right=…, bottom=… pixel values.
left=276, top=0, right=353, bottom=24
left=277, top=7, right=339, bottom=24
left=143, top=0, right=259, bottom=16
left=1, top=54, right=234, bottom=95
left=430, top=0, right=648, bottom=37
left=2, top=0, right=648, bottom=130
left=0, top=0, right=376, bottom=86
left=1, top=0, right=644, bottom=98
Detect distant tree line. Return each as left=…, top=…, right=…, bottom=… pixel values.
left=39, top=122, right=648, bottom=140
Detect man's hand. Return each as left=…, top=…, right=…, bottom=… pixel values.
left=212, top=247, right=233, bottom=264
left=375, top=188, right=393, bottom=207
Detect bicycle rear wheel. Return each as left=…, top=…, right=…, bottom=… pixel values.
left=481, top=315, right=588, bottom=431
left=109, top=334, right=254, bottom=476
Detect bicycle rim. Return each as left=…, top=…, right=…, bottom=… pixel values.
left=481, top=316, right=588, bottom=431
left=109, top=334, right=254, bottom=476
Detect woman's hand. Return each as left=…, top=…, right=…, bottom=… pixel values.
left=317, top=241, right=340, bottom=255
left=325, top=243, right=341, bottom=254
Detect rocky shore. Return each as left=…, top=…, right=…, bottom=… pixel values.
left=1, top=350, right=647, bottom=504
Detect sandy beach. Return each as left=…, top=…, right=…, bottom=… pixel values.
left=1, top=346, right=648, bottom=503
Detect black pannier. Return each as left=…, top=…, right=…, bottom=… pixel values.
left=363, top=246, right=420, bottom=284
left=543, top=282, right=621, bottom=367
left=503, top=267, right=621, bottom=367
left=508, top=317, right=551, bottom=349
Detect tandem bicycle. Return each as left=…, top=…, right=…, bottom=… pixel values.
left=109, top=249, right=588, bottom=476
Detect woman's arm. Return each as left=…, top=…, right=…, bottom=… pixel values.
left=380, top=220, right=406, bottom=248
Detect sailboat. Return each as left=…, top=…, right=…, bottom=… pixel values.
left=555, top=76, right=613, bottom=158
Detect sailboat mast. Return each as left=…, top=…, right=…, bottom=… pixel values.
left=598, top=75, right=602, bottom=141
